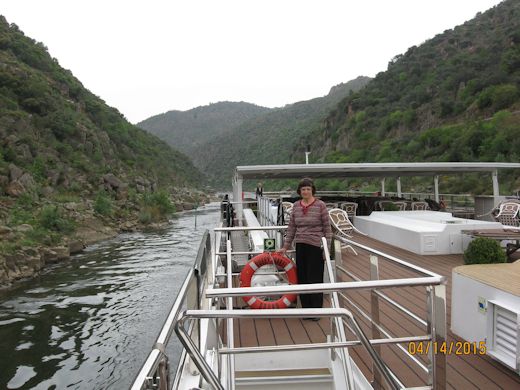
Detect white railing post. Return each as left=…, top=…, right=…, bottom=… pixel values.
left=426, top=285, right=447, bottom=389
left=322, top=238, right=355, bottom=389
left=370, top=255, right=382, bottom=389
left=226, top=240, right=235, bottom=389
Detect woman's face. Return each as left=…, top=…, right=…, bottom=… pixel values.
left=300, top=186, right=313, bottom=200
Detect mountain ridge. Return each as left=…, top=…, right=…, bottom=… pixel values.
left=291, top=0, right=520, bottom=193
left=138, top=101, right=271, bottom=159
left=139, top=76, right=371, bottom=187
left=0, top=16, right=208, bottom=286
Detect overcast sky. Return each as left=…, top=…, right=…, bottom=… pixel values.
left=2, top=0, right=504, bottom=123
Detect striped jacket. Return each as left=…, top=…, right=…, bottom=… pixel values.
left=283, top=199, right=332, bottom=249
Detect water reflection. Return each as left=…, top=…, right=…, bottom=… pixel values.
left=0, top=204, right=220, bottom=389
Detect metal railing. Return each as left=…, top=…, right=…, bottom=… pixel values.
left=174, top=308, right=402, bottom=390
left=132, top=199, right=448, bottom=389
left=332, top=235, right=447, bottom=389
left=172, top=224, right=407, bottom=389
left=204, top=227, right=446, bottom=389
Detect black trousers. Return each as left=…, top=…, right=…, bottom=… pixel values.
left=295, top=243, right=324, bottom=308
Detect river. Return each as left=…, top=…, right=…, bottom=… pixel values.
left=0, top=203, right=221, bottom=389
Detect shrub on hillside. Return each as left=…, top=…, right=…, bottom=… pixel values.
left=38, top=205, right=75, bottom=233
left=463, top=237, right=507, bottom=265
left=144, top=191, right=176, bottom=216
left=94, top=192, right=113, bottom=216
left=138, top=191, right=176, bottom=224
left=138, top=209, right=153, bottom=225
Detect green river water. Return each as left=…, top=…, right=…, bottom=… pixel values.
left=0, top=203, right=221, bottom=389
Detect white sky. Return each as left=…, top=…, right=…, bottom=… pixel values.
left=2, top=0, right=504, bottom=124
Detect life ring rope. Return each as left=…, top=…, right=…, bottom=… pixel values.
left=240, top=252, right=298, bottom=309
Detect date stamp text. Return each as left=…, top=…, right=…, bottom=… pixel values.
left=408, top=341, right=486, bottom=355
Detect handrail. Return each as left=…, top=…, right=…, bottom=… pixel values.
left=175, top=308, right=403, bottom=390
left=335, top=235, right=444, bottom=278
left=331, top=233, right=446, bottom=389
left=225, top=239, right=235, bottom=389
left=338, top=290, right=429, bottom=374
left=218, top=335, right=431, bottom=354
left=214, top=225, right=288, bottom=232
left=321, top=237, right=355, bottom=389
left=336, top=264, right=428, bottom=327
left=205, top=276, right=444, bottom=298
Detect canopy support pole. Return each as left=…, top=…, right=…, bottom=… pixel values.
left=492, top=170, right=499, bottom=205
left=233, top=174, right=243, bottom=225
left=434, top=176, right=440, bottom=203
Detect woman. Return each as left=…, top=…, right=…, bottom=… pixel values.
left=255, top=182, right=263, bottom=198
left=279, top=178, right=332, bottom=316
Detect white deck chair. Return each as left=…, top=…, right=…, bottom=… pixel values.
left=411, top=201, right=429, bottom=211
left=379, top=201, right=407, bottom=211
left=328, top=208, right=367, bottom=255
left=281, top=201, right=293, bottom=223
left=339, top=201, right=358, bottom=219
left=495, top=201, right=520, bottom=227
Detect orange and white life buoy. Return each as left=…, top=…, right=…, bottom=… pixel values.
left=240, top=252, right=298, bottom=309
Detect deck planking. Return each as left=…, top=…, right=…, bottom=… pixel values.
left=340, top=234, right=520, bottom=389
left=225, top=233, right=520, bottom=389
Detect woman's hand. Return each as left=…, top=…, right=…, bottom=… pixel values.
left=277, top=247, right=287, bottom=255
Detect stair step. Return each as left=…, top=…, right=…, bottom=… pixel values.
left=236, top=367, right=331, bottom=378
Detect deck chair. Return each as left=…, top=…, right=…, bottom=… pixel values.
left=411, top=201, right=430, bottom=211
left=494, top=201, right=520, bottom=227
left=328, top=208, right=367, bottom=255
left=392, top=201, right=407, bottom=210
left=325, top=202, right=338, bottom=209
left=281, top=201, right=293, bottom=223
left=339, top=201, right=358, bottom=219
left=379, top=201, right=407, bottom=211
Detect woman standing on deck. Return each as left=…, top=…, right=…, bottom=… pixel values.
left=279, top=178, right=332, bottom=314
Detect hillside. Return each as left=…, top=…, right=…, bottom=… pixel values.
left=0, top=16, right=207, bottom=286
left=138, top=101, right=271, bottom=158
left=302, top=0, right=520, bottom=194
left=196, top=77, right=371, bottom=187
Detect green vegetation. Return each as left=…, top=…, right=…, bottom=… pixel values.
left=139, top=190, right=176, bottom=223
left=0, top=15, right=203, bottom=196
left=139, top=78, right=371, bottom=188
left=305, top=0, right=520, bottom=194
left=138, top=101, right=271, bottom=160
left=94, top=192, right=113, bottom=216
left=38, top=205, right=75, bottom=233
left=0, top=15, right=207, bottom=271
left=463, top=237, right=507, bottom=264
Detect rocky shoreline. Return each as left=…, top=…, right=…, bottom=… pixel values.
left=0, top=190, right=216, bottom=290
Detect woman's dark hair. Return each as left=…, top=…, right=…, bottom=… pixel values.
left=297, top=177, right=316, bottom=195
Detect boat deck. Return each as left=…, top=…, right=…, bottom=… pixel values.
left=229, top=234, right=520, bottom=389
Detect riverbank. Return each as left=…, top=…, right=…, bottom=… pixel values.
left=0, top=189, right=217, bottom=288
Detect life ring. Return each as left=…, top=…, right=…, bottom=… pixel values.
left=240, top=252, right=298, bottom=309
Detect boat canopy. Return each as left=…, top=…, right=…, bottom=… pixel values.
left=232, top=162, right=520, bottom=218
left=234, top=162, right=520, bottom=180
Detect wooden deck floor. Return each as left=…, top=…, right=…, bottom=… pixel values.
left=340, top=234, right=520, bottom=390
left=228, top=234, right=520, bottom=389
